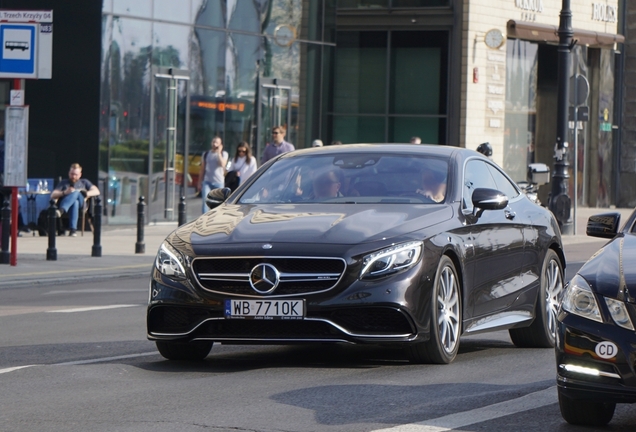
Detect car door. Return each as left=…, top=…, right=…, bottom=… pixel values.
left=463, top=159, right=526, bottom=319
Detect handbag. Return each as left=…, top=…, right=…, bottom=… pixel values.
left=224, top=170, right=240, bottom=191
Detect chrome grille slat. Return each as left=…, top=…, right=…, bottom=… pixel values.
left=280, top=272, right=341, bottom=278
left=192, top=256, right=347, bottom=297
left=280, top=277, right=339, bottom=283
left=199, top=273, right=250, bottom=278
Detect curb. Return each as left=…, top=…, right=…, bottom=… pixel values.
left=0, top=270, right=151, bottom=289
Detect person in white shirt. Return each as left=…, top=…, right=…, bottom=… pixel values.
left=227, top=142, right=258, bottom=190
left=198, top=136, right=228, bottom=213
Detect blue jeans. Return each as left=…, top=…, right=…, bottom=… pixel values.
left=57, top=191, right=84, bottom=230
left=201, top=181, right=223, bottom=213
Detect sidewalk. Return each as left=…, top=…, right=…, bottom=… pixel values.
left=0, top=223, right=178, bottom=287
left=0, top=206, right=633, bottom=288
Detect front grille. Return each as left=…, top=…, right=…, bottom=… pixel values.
left=192, top=256, right=347, bottom=297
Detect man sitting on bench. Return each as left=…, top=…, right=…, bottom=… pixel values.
left=50, top=163, right=100, bottom=237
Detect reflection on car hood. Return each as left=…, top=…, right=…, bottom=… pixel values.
left=579, top=233, right=636, bottom=303
left=174, top=203, right=453, bottom=248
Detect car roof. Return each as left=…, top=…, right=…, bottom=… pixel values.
left=281, top=144, right=467, bottom=159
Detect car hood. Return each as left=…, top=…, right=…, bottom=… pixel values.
left=579, top=233, right=636, bottom=303
left=174, top=203, right=453, bottom=249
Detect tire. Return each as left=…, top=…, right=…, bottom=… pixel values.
left=156, top=340, right=213, bottom=361
left=558, top=388, right=615, bottom=426
left=408, top=256, right=461, bottom=364
left=510, top=249, right=563, bottom=348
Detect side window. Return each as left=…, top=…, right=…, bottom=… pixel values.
left=463, top=160, right=497, bottom=209
left=487, top=164, right=520, bottom=199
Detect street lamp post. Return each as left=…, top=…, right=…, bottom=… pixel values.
left=549, top=0, right=574, bottom=234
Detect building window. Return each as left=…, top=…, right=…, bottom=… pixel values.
left=338, top=0, right=449, bottom=8
left=504, top=38, right=538, bottom=182
left=329, top=30, right=448, bottom=144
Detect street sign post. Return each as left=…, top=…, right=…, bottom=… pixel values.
left=569, top=73, right=590, bottom=235
left=3, top=103, right=28, bottom=267
left=0, top=10, right=52, bottom=266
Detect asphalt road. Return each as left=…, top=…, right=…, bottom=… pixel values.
left=1, top=251, right=635, bottom=431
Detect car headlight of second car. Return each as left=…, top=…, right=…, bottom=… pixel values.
left=604, top=297, right=635, bottom=330
left=561, top=274, right=602, bottom=323
left=360, top=241, right=422, bottom=279
left=155, top=241, right=187, bottom=281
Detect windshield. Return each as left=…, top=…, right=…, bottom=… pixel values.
left=238, top=153, right=449, bottom=204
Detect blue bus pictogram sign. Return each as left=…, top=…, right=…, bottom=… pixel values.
left=0, top=23, right=37, bottom=78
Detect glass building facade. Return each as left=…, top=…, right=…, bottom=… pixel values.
left=100, top=0, right=336, bottom=223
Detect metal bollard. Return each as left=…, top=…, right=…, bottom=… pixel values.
left=91, top=196, right=102, bottom=257
left=46, top=199, right=57, bottom=261
left=102, top=178, right=109, bottom=217
left=111, top=182, right=118, bottom=217
left=178, top=195, right=186, bottom=226
left=135, top=196, right=145, bottom=254
left=1, top=199, right=10, bottom=264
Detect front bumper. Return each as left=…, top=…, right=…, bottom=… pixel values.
left=147, top=264, right=431, bottom=345
left=556, top=311, right=636, bottom=404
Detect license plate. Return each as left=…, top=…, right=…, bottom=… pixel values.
left=225, top=299, right=305, bottom=320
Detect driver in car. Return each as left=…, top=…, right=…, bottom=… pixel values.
left=310, top=170, right=343, bottom=200
left=416, top=170, right=446, bottom=203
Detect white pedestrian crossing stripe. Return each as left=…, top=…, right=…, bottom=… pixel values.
left=372, top=386, right=557, bottom=431
left=46, top=304, right=141, bottom=313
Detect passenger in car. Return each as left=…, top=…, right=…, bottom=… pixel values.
left=416, top=170, right=446, bottom=202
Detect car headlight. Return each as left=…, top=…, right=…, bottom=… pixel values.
left=360, top=241, right=422, bottom=279
left=561, top=275, right=602, bottom=323
left=604, top=297, right=635, bottom=330
left=155, top=241, right=187, bottom=281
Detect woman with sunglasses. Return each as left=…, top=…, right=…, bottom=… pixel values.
left=226, top=142, right=258, bottom=191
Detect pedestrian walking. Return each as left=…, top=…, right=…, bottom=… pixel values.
left=225, top=142, right=257, bottom=191
left=261, top=126, right=295, bottom=164
left=198, top=136, right=228, bottom=213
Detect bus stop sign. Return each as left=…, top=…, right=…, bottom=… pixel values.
left=0, top=23, right=37, bottom=78
left=0, top=10, right=54, bottom=79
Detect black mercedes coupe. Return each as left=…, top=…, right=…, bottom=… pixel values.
left=556, top=210, right=636, bottom=426
left=148, top=144, right=565, bottom=364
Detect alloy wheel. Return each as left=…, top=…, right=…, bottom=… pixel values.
left=437, top=266, right=460, bottom=354
left=545, top=258, right=564, bottom=339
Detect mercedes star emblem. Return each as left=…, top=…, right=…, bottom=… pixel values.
left=249, top=263, right=280, bottom=294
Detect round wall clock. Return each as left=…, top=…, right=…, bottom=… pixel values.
left=273, top=24, right=297, bottom=47
left=484, top=28, right=505, bottom=49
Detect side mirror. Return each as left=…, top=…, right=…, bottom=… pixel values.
left=527, top=163, right=550, bottom=186
left=586, top=212, right=620, bottom=239
left=471, top=188, right=508, bottom=218
left=205, top=187, right=232, bottom=210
